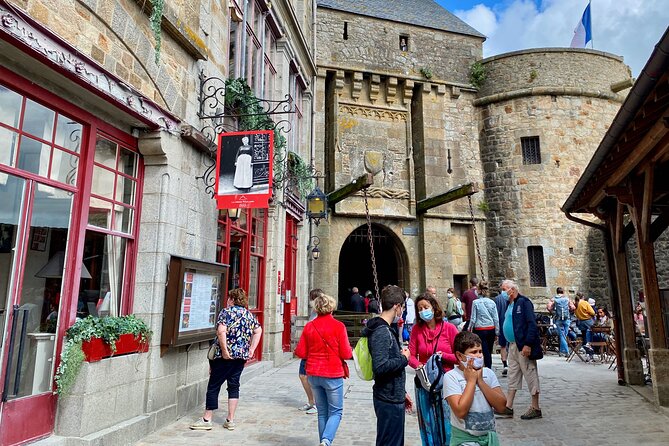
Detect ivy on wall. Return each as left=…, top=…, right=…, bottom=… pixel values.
left=149, top=0, right=165, bottom=63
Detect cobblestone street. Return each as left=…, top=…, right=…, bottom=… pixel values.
left=137, top=353, right=669, bottom=446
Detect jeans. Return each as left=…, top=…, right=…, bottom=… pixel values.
left=577, top=319, right=594, bottom=344
left=473, top=328, right=496, bottom=369
left=373, top=398, right=405, bottom=446
left=206, top=358, right=245, bottom=410
left=308, top=376, right=344, bottom=445
left=555, top=319, right=570, bottom=354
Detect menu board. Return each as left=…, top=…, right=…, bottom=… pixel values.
left=161, top=256, right=228, bottom=352
left=179, top=269, right=220, bottom=332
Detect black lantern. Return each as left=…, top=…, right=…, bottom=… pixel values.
left=306, top=186, right=328, bottom=225
left=309, top=236, right=321, bottom=260
left=227, top=208, right=241, bottom=222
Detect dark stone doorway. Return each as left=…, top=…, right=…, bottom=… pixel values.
left=337, top=224, right=407, bottom=309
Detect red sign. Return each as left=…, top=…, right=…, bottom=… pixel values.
left=215, top=130, right=274, bottom=209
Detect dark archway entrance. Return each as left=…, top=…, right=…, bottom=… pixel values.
left=337, top=224, right=407, bottom=309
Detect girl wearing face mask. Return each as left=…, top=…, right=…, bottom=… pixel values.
left=468, top=282, right=500, bottom=369
left=407, top=293, right=460, bottom=446
left=445, top=287, right=464, bottom=329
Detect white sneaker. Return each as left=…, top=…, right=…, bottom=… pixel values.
left=306, top=405, right=318, bottom=414
left=223, top=419, right=236, bottom=430
left=189, top=418, right=213, bottom=430
left=299, top=403, right=312, bottom=411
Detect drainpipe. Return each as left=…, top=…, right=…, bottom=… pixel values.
left=240, top=0, right=249, bottom=79
left=565, top=211, right=625, bottom=384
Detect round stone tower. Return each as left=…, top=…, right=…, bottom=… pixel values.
left=476, top=48, right=632, bottom=303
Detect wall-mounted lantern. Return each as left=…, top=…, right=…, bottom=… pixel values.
left=308, top=236, right=321, bottom=260
left=227, top=208, right=241, bottom=222
left=306, top=186, right=328, bottom=226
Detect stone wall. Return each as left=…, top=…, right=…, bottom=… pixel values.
left=316, top=7, right=483, bottom=84
left=478, top=50, right=631, bottom=305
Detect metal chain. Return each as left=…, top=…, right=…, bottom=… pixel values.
left=468, top=195, right=485, bottom=282
left=363, top=189, right=380, bottom=300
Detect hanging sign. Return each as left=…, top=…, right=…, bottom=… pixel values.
left=216, top=130, right=274, bottom=209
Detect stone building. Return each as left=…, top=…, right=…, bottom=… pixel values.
left=312, top=0, right=633, bottom=309
left=0, top=0, right=316, bottom=444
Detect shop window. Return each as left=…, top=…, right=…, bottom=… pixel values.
left=527, top=246, right=546, bottom=287
left=521, top=136, right=541, bottom=165
left=0, top=84, right=83, bottom=186
left=80, top=134, right=141, bottom=317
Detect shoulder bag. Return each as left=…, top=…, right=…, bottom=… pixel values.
left=312, top=321, right=350, bottom=379
left=416, top=321, right=445, bottom=394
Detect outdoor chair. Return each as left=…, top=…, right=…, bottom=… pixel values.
left=566, top=338, right=586, bottom=362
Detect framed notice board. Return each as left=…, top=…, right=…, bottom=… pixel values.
left=161, top=255, right=229, bottom=354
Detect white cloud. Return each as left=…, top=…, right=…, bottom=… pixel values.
left=454, top=0, right=669, bottom=76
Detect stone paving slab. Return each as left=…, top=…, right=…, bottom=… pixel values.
left=137, top=354, right=669, bottom=445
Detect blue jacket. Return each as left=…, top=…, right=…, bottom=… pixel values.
left=511, top=294, right=543, bottom=359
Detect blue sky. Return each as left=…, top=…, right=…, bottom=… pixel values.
left=435, top=0, right=669, bottom=76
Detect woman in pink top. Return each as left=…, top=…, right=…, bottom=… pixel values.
left=408, top=293, right=459, bottom=446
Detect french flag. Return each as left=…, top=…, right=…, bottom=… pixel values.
left=570, top=1, right=592, bottom=48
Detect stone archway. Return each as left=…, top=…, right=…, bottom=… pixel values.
left=337, top=223, right=408, bottom=308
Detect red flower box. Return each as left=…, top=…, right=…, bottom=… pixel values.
left=81, top=333, right=149, bottom=362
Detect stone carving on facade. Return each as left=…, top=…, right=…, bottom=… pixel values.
left=339, top=104, right=407, bottom=122
left=354, top=186, right=410, bottom=199
left=0, top=4, right=180, bottom=134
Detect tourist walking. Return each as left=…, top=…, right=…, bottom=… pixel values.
left=445, top=288, right=463, bottom=329
left=295, top=293, right=352, bottom=446
left=468, top=282, right=499, bottom=369
left=408, top=293, right=459, bottom=446
left=546, top=287, right=574, bottom=357
left=190, top=288, right=262, bottom=431
left=461, top=278, right=479, bottom=331
left=363, top=285, right=413, bottom=446
left=494, top=290, right=509, bottom=376
left=496, top=280, right=543, bottom=420
left=298, top=288, right=324, bottom=415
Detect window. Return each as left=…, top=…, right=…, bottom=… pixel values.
left=343, top=22, right=348, bottom=40
left=521, top=136, right=541, bottom=165
left=399, top=35, right=408, bottom=51
left=527, top=246, right=546, bottom=287
left=288, top=72, right=304, bottom=153
left=80, top=134, right=141, bottom=317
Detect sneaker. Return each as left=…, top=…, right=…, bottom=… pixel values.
left=520, top=407, right=543, bottom=420
left=189, top=417, right=213, bottom=430
left=319, top=441, right=330, bottom=446
left=299, top=403, right=313, bottom=411
left=501, top=367, right=508, bottom=376
left=223, top=419, right=236, bottom=430
left=306, top=405, right=318, bottom=415
left=494, top=407, right=514, bottom=418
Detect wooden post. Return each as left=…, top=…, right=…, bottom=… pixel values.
left=326, top=173, right=374, bottom=207
left=416, top=183, right=479, bottom=214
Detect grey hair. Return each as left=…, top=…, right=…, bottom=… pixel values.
left=501, top=279, right=519, bottom=292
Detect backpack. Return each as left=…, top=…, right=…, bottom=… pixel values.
left=352, top=337, right=374, bottom=381
left=554, top=297, right=570, bottom=320
left=368, top=298, right=380, bottom=314
left=416, top=353, right=444, bottom=396
left=455, top=299, right=463, bottom=316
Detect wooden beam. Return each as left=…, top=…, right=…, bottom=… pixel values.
left=327, top=173, right=374, bottom=207
left=651, top=209, right=669, bottom=242
left=416, top=183, right=479, bottom=214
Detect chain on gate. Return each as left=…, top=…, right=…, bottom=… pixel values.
left=362, top=188, right=380, bottom=300
left=467, top=195, right=485, bottom=282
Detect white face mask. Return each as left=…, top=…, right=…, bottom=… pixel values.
left=460, top=355, right=484, bottom=370
left=447, top=292, right=453, bottom=298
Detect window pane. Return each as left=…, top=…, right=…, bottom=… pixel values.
left=0, top=126, right=19, bottom=167
left=79, top=230, right=127, bottom=317
left=91, top=165, right=115, bottom=200
left=0, top=85, right=23, bottom=128
left=114, top=204, right=133, bottom=234
left=50, top=148, right=79, bottom=185
left=116, top=175, right=135, bottom=206
left=248, top=256, right=260, bottom=309
left=54, top=115, right=83, bottom=153
left=17, top=135, right=50, bottom=176
left=88, top=197, right=112, bottom=229
left=95, top=136, right=117, bottom=168
left=119, top=147, right=137, bottom=177
left=23, top=99, right=55, bottom=140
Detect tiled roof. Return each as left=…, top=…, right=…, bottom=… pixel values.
left=317, top=0, right=485, bottom=38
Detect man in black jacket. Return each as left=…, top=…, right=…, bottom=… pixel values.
left=362, top=285, right=412, bottom=446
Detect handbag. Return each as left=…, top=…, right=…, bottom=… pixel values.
left=207, top=342, right=219, bottom=360
left=312, top=322, right=350, bottom=379
left=416, top=321, right=445, bottom=394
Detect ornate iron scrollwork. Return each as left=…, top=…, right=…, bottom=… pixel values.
left=195, top=72, right=297, bottom=197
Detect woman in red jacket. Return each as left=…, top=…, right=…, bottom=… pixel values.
left=295, top=293, right=352, bottom=446
left=408, top=293, right=459, bottom=446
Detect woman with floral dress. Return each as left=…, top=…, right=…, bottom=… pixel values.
left=190, top=288, right=262, bottom=431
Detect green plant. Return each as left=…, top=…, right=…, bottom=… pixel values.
left=469, top=61, right=486, bottom=88
left=529, top=69, right=538, bottom=82
left=54, top=315, right=152, bottom=395
left=149, top=0, right=165, bottom=64
left=288, top=153, right=315, bottom=198
left=477, top=200, right=490, bottom=213
left=224, top=77, right=287, bottom=179
left=419, top=67, right=433, bottom=80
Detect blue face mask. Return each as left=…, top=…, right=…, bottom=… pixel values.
left=500, top=290, right=509, bottom=301
left=419, top=309, right=434, bottom=322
